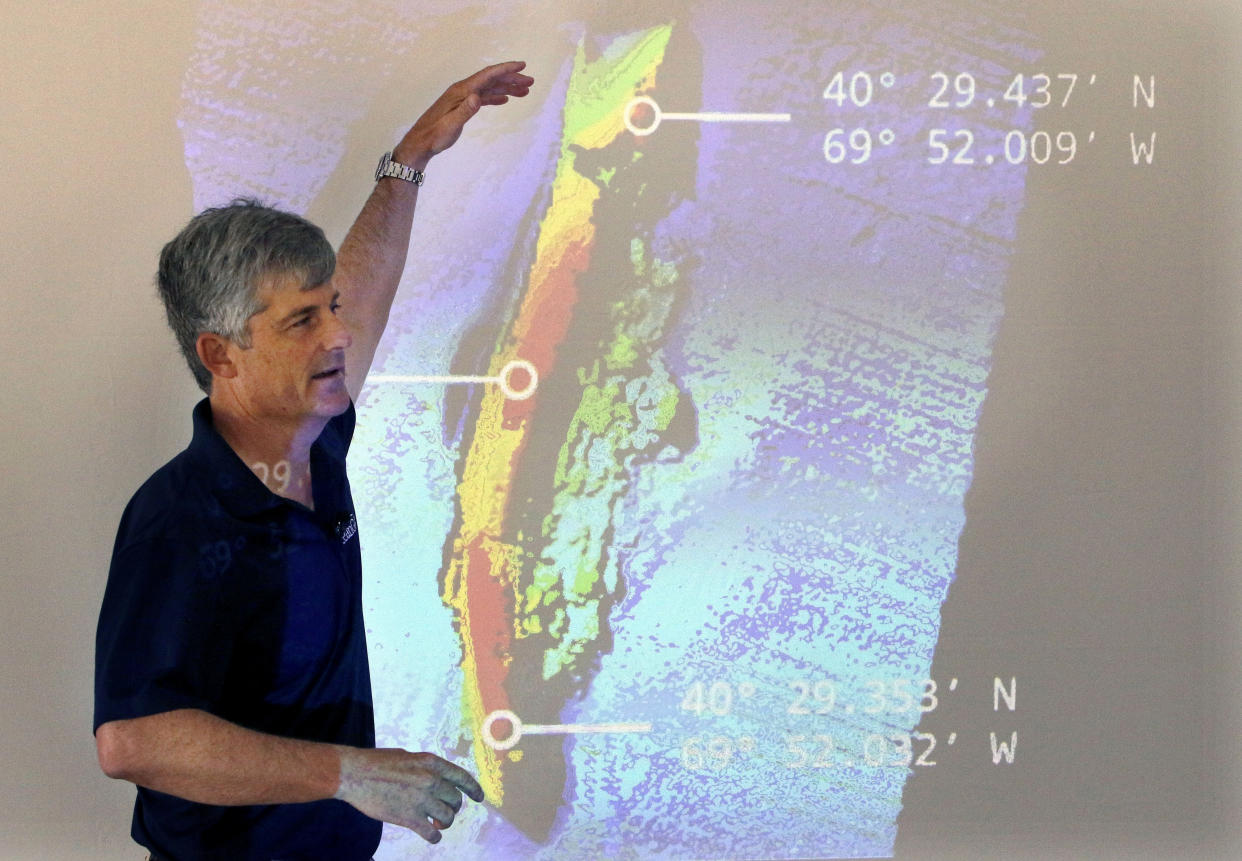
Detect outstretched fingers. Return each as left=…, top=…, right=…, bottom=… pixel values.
left=465, top=60, right=534, bottom=105
left=424, top=752, right=486, bottom=803
left=396, top=61, right=533, bottom=158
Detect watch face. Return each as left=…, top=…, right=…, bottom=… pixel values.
left=375, top=151, right=391, bottom=181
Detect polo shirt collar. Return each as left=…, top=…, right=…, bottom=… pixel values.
left=185, top=398, right=334, bottom=519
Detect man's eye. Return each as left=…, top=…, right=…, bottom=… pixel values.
left=330, top=302, right=342, bottom=314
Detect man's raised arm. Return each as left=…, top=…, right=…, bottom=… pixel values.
left=336, top=61, right=534, bottom=400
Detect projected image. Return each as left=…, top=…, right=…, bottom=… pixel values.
left=178, top=1, right=1043, bottom=856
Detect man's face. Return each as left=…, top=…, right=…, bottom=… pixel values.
left=226, top=271, right=352, bottom=425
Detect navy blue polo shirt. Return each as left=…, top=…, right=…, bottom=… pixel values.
left=94, top=399, right=381, bottom=860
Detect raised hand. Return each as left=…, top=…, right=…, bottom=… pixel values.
left=393, top=61, right=534, bottom=165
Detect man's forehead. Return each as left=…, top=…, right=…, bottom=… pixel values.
left=252, top=271, right=335, bottom=313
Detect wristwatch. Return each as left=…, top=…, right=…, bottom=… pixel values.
left=375, top=151, right=424, bottom=186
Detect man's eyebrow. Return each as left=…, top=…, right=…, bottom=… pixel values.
left=277, top=292, right=340, bottom=324
left=277, top=303, right=321, bottom=324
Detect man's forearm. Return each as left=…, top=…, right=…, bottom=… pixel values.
left=96, top=708, right=341, bottom=806
left=336, top=167, right=423, bottom=400
left=96, top=708, right=487, bottom=843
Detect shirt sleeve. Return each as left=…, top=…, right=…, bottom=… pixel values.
left=93, top=535, right=238, bottom=731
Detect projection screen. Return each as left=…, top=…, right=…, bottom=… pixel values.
left=166, top=0, right=1236, bottom=857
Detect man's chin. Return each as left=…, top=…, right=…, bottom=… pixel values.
left=311, top=381, right=353, bottom=416
left=319, top=393, right=353, bottom=416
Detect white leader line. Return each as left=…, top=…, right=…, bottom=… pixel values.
left=662, top=111, right=794, bottom=122
left=624, top=95, right=791, bottom=137
left=367, top=358, right=538, bottom=400
left=481, top=709, right=652, bottom=751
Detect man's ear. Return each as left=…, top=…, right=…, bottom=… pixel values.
left=196, top=332, right=239, bottom=382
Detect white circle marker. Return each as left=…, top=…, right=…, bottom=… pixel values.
left=498, top=359, right=538, bottom=401
left=624, top=96, right=792, bottom=138
left=480, top=709, right=653, bottom=751
left=481, top=709, right=524, bottom=751
left=366, top=358, right=539, bottom=402
left=624, top=95, right=663, bottom=136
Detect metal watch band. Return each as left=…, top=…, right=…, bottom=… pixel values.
left=375, top=151, right=424, bottom=186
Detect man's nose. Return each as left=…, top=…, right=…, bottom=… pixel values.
left=325, top=309, right=353, bottom=349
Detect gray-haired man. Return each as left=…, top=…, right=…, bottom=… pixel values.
left=93, top=62, right=533, bottom=860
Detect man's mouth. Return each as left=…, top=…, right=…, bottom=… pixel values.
left=311, top=367, right=344, bottom=381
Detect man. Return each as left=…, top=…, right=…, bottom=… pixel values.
left=93, top=62, right=533, bottom=859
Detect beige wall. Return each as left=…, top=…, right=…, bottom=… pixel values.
left=2, top=3, right=199, bottom=855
